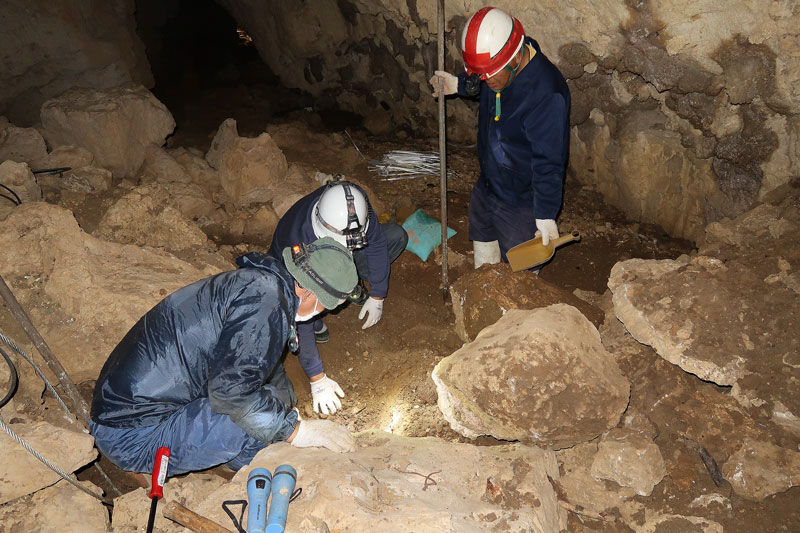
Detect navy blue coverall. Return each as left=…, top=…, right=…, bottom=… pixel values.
left=267, top=184, right=407, bottom=378
left=459, top=37, right=571, bottom=260
left=90, top=253, right=300, bottom=474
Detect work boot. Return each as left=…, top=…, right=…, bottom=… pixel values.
left=348, top=279, right=369, bottom=306
left=314, top=323, right=330, bottom=344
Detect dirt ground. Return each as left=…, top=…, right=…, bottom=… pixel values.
left=70, top=81, right=800, bottom=532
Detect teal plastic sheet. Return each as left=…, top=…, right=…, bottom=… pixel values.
left=401, top=209, right=456, bottom=262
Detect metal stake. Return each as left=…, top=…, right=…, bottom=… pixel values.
left=437, top=0, right=449, bottom=300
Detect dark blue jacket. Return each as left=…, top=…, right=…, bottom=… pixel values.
left=267, top=184, right=390, bottom=378
left=90, top=253, right=299, bottom=444
left=459, top=37, right=570, bottom=220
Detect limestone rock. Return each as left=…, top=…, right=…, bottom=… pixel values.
left=59, top=166, right=113, bottom=193
left=171, top=147, right=221, bottom=193
left=40, top=85, right=174, bottom=178
left=139, top=146, right=190, bottom=184
left=112, top=474, right=225, bottom=531
left=206, top=119, right=289, bottom=206
left=96, top=183, right=209, bottom=252
left=0, top=421, right=97, bottom=504
left=448, top=264, right=604, bottom=343
left=722, top=438, right=800, bottom=500
left=590, top=429, right=666, bottom=496
left=610, top=257, right=747, bottom=385
left=0, top=161, right=42, bottom=216
left=42, top=145, right=94, bottom=170
left=557, top=441, right=641, bottom=518
left=0, top=203, right=213, bottom=380
left=432, top=305, right=630, bottom=449
left=273, top=192, right=304, bottom=219
left=0, top=124, right=48, bottom=167
left=205, top=118, right=238, bottom=170
left=193, top=432, right=566, bottom=533
left=0, top=0, right=151, bottom=126
left=609, top=188, right=800, bottom=431
left=635, top=514, right=723, bottom=533
left=0, top=480, right=109, bottom=532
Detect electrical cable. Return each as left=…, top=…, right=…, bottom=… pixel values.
left=0, top=344, right=18, bottom=408
left=0, top=332, right=70, bottom=414
left=0, top=183, right=21, bottom=205
left=0, top=334, right=112, bottom=505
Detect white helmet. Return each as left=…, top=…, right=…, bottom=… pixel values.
left=311, top=181, right=370, bottom=250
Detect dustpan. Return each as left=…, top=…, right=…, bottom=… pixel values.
left=506, top=231, right=581, bottom=272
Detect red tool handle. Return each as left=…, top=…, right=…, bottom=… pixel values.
left=148, top=446, right=170, bottom=500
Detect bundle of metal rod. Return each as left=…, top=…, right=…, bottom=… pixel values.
left=369, top=150, right=450, bottom=181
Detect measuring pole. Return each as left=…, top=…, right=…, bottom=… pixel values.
left=437, top=0, right=448, bottom=299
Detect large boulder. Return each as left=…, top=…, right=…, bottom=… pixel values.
left=0, top=0, right=152, bottom=126
left=192, top=432, right=566, bottom=532
left=40, top=85, right=174, bottom=178
left=449, top=264, right=604, bottom=343
left=0, top=421, right=97, bottom=504
left=609, top=185, right=800, bottom=435
left=206, top=118, right=290, bottom=206
left=432, top=304, right=630, bottom=449
left=0, top=203, right=215, bottom=380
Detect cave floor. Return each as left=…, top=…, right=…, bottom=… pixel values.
left=72, top=91, right=800, bottom=531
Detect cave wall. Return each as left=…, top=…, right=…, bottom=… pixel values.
left=0, top=0, right=153, bottom=126
left=218, top=0, right=799, bottom=241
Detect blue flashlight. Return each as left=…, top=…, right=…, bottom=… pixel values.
left=266, top=464, right=297, bottom=533
left=246, top=468, right=271, bottom=533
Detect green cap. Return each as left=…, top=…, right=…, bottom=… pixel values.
left=283, top=237, right=358, bottom=309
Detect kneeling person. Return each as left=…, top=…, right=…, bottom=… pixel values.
left=90, top=237, right=358, bottom=475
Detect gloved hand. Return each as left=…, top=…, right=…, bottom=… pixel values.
left=429, top=70, right=458, bottom=98
left=289, top=419, right=356, bottom=453
left=535, top=219, right=559, bottom=246
left=310, top=374, right=345, bottom=415
left=358, top=297, right=384, bottom=329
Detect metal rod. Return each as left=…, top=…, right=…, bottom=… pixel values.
left=0, top=273, right=122, bottom=497
left=437, top=0, right=449, bottom=299
left=0, top=274, right=90, bottom=420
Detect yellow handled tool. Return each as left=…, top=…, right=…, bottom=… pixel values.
left=506, top=231, right=581, bottom=272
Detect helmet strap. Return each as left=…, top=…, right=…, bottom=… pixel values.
left=315, top=181, right=370, bottom=249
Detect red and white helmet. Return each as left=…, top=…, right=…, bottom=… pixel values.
left=461, top=7, right=525, bottom=79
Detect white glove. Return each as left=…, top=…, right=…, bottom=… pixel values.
left=429, top=70, right=458, bottom=98
left=535, top=219, right=559, bottom=246
left=290, top=419, right=355, bottom=453
left=310, top=374, right=345, bottom=415
left=358, top=297, right=384, bottom=329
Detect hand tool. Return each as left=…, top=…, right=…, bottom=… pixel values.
left=163, top=500, right=233, bottom=533
left=506, top=231, right=581, bottom=272
left=246, top=468, right=271, bottom=533
left=146, top=446, right=170, bottom=533
left=266, top=464, right=297, bottom=532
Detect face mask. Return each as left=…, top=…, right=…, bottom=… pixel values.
left=295, top=294, right=322, bottom=322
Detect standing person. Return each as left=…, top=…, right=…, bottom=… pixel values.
left=430, top=6, right=570, bottom=268
left=267, top=178, right=407, bottom=415
left=90, top=238, right=358, bottom=475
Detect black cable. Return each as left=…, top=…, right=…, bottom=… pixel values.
left=31, top=167, right=71, bottom=176
left=0, top=344, right=19, bottom=408
left=0, top=183, right=21, bottom=205
left=0, top=193, right=19, bottom=206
